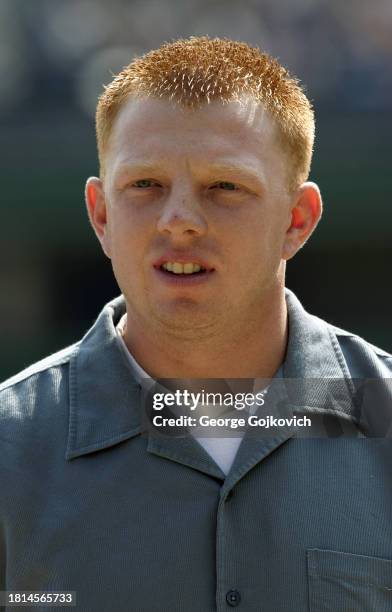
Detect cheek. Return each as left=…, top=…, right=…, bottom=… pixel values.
left=107, top=217, right=145, bottom=274
left=110, top=204, right=151, bottom=245
left=219, top=219, right=265, bottom=280
left=239, top=213, right=286, bottom=269
left=262, top=208, right=289, bottom=249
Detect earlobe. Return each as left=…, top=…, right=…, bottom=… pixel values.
left=85, top=177, right=111, bottom=258
left=282, top=181, right=323, bottom=261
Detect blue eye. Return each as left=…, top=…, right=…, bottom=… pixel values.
left=215, top=182, right=237, bottom=191
left=133, top=179, right=155, bottom=188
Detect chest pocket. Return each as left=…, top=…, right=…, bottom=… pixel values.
left=307, top=549, right=392, bottom=611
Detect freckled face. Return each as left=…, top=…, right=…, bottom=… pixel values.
left=101, top=96, right=292, bottom=335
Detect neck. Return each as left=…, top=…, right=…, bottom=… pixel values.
left=121, top=286, right=288, bottom=379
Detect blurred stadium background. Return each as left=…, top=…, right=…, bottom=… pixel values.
left=1, top=0, right=391, bottom=380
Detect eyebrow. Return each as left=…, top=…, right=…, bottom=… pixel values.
left=204, top=163, right=265, bottom=186
left=114, top=160, right=265, bottom=188
left=115, top=162, right=165, bottom=177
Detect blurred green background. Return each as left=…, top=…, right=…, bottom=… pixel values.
left=1, top=0, right=391, bottom=380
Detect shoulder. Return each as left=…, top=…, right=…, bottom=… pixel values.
left=327, top=321, right=392, bottom=378
left=0, top=342, right=78, bottom=421
left=0, top=294, right=124, bottom=424
left=285, top=288, right=392, bottom=379
left=0, top=343, right=77, bottom=391
left=0, top=343, right=83, bottom=493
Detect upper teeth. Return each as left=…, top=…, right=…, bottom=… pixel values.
left=162, top=262, right=203, bottom=274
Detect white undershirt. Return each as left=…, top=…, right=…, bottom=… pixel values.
left=115, top=314, right=276, bottom=475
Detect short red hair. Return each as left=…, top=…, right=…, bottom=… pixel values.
left=96, top=36, right=315, bottom=191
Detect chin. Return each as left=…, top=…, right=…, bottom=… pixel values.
left=153, top=301, right=220, bottom=335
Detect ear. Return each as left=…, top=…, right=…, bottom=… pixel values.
left=85, top=177, right=111, bottom=259
left=282, top=181, right=323, bottom=261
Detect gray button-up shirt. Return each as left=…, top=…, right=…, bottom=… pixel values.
left=1, top=289, right=392, bottom=611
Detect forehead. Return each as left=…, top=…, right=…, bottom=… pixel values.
left=106, top=96, right=286, bottom=181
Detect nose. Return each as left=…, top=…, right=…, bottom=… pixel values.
left=157, top=190, right=208, bottom=238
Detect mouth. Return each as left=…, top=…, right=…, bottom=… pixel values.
left=160, top=262, right=208, bottom=276
left=153, top=259, right=215, bottom=285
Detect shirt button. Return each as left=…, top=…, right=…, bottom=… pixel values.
left=226, top=589, right=241, bottom=607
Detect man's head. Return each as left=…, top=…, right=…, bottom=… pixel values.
left=96, top=36, right=315, bottom=193
left=86, top=37, right=322, bottom=342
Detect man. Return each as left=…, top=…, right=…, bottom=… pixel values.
left=1, top=37, right=391, bottom=611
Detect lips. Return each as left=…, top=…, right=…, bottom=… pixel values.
left=162, top=262, right=204, bottom=274
left=153, top=253, right=214, bottom=273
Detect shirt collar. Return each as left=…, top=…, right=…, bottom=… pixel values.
left=65, top=289, right=353, bottom=460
